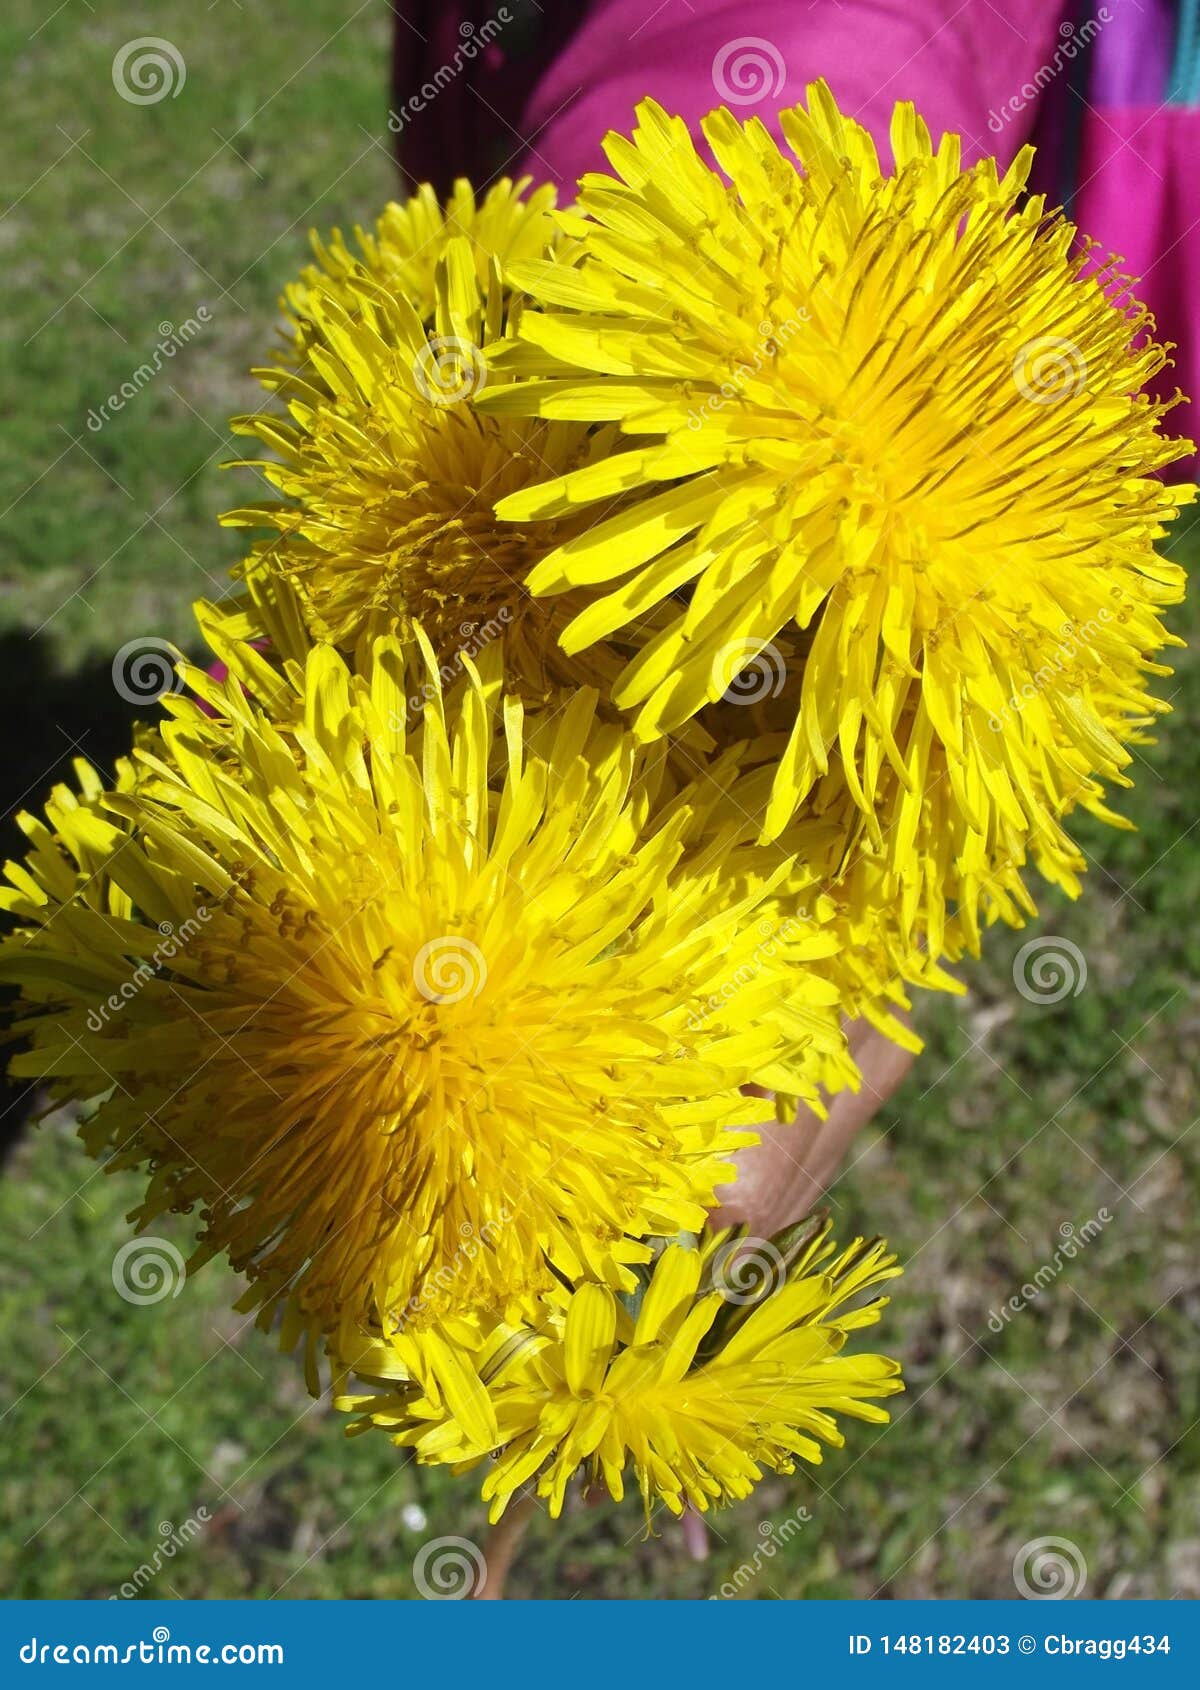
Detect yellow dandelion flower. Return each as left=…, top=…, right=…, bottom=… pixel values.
left=280, top=176, right=559, bottom=369
left=0, top=622, right=845, bottom=1345
left=221, top=187, right=661, bottom=714
left=710, top=666, right=1091, bottom=967
left=480, top=84, right=1194, bottom=944
left=337, top=1219, right=904, bottom=1522
left=656, top=703, right=946, bottom=1048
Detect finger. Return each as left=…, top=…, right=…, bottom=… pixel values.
left=710, top=1017, right=917, bottom=1234
left=471, top=1489, right=537, bottom=1600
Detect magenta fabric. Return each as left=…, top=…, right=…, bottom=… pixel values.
left=1073, top=106, right=1200, bottom=465
left=1091, top=0, right=1174, bottom=105
left=389, top=1, right=1197, bottom=463
left=390, top=3, right=584, bottom=191
left=517, top=0, right=1070, bottom=182
left=510, top=0, right=1196, bottom=461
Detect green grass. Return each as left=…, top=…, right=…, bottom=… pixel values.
left=1, top=0, right=1199, bottom=1603
left=0, top=0, right=394, bottom=667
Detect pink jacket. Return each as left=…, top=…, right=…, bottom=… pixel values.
left=391, top=0, right=1200, bottom=459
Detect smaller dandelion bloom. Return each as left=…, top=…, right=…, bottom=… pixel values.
left=686, top=712, right=959, bottom=1065
left=221, top=183, right=659, bottom=717
left=336, top=1219, right=904, bottom=1521
left=0, top=622, right=845, bottom=1348
left=279, top=177, right=560, bottom=367
left=479, top=84, right=1194, bottom=948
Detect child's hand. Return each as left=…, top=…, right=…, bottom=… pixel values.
left=709, top=1017, right=916, bottom=1236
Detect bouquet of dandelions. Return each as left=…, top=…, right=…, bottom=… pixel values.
left=1, top=86, right=1191, bottom=1570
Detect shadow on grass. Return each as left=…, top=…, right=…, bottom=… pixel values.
left=0, top=631, right=157, bottom=1164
